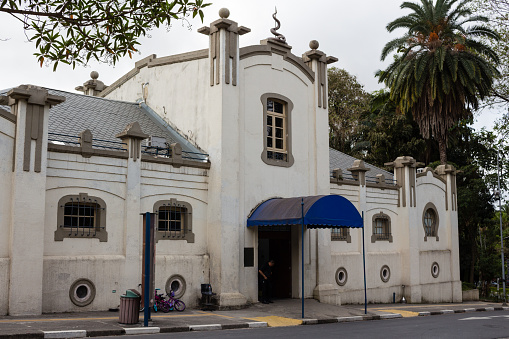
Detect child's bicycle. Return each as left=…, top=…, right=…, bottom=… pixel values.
left=140, top=288, right=172, bottom=313
left=153, top=288, right=172, bottom=312
left=166, top=290, right=186, bottom=312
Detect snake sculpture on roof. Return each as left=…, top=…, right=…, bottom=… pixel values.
left=270, top=7, right=286, bottom=43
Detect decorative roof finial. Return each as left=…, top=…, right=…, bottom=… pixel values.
left=270, top=7, right=286, bottom=44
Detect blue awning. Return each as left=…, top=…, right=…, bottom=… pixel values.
left=247, top=195, right=363, bottom=228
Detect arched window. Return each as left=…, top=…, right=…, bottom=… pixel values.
left=260, top=93, right=294, bottom=167
left=371, top=212, right=392, bottom=243
left=55, top=193, right=107, bottom=242
left=423, top=202, right=439, bottom=241
left=154, top=199, right=194, bottom=243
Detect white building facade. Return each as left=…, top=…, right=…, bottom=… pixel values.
left=0, top=10, right=461, bottom=316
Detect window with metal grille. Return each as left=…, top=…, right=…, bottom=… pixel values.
left=154, top=199, right=195, bottom=243
left=64, top=203, right=96, bottom=229
left=55, top=193, right=107, bottom=242
left=371, top=212, right=392, bottom=243
left=158, top=206, right=184, bottom=233
left=261, top=93, right=294, bottom=167
left=331, top=228, right=351, bottom=242
left=422, top=203, right=439, bottom=241
left=424, top=210, right=435, bottom=236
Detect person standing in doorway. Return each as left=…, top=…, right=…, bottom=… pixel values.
left=259, top=259, right=275, bottom=304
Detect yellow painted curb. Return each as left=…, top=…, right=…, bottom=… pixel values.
left=378, top=309, right=419, bottom=318
left=247, top=316, right=302, bottom=327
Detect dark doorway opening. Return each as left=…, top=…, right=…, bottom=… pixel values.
left=258, top=225, right=292, bottom=299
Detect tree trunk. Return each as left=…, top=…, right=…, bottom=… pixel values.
left=437, top=135, right=447, bottom=164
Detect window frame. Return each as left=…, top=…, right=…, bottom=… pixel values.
left=55, top=193, right=108, bottom=242
left=153, top=199, right=194, bottom=243
left=422, top=202, right=439, bottom=241
left=371, top=212, right=393, bottom=243
left=260, top=93, right=294, bottom=167
left=331, top=227, right=351, bottom=243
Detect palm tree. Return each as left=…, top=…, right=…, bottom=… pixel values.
left=378, top=0, right=500, bottom=164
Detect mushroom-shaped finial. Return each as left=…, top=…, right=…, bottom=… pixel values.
left=90, top=71, right=99, bottom=80
left=219, top=8, right=230, bottom=19
left=309, top=40, right=319, bottom=50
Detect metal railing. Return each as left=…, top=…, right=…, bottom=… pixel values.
left=141, top=145, right=209, bottom=162
left=366, top=175, right=397, bottom=186
left=48, top=132, right=80, bottom=146
left=48, top=132, right=127, bottom=151
left=90, top=137, right=126, bottom=151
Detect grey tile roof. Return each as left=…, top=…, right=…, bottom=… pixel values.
left=329, top=147, right=394, bottom=180
left=0, top=88, right=10, bottom=112
left=0, top=88, right=206, bottom=158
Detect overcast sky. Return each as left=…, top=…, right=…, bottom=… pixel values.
left=0, top=0, right=499, bottom=130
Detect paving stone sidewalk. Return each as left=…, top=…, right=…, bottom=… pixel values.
left=0, top=300, right=507, bottom=338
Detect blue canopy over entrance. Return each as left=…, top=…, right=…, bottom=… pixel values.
left=247, top=195, right=363, bottom=228
left=247, top=194, right=367, bottom=318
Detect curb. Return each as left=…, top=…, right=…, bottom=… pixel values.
left=302, top=313, right=403, bottom=325
left=418, top=306, right=509, bottom=316
left=44, top=331, right=86, bottom=339
left=3, top=307, right=509, bottom=339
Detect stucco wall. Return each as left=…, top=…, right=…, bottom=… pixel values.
left=328, top=168, right=460, bottom=304
left=237, top=53, right=326, bottom=301
left=42, top=256, right=124, bottom=312
left=332, top=252, right=403, bottom=304
left=0, top=259, right=8, bottom=315
left=104, top=58, right=211, bottom=152
left=0, top=118, right=14, bottom=315
left=0, top=119, right=14, bottom=259
left=155, top=254, right=210, bottom=307
left=44, top=152, right=127, bottom=256
left=39, top=151, right=210, bottom=312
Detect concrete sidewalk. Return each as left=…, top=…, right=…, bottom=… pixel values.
left=0, top=300, right=507, bottom=338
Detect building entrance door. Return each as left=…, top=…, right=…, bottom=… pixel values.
left=258, top=225, right=292, bottom=299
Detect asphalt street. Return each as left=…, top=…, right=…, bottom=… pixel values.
left=97, top=312, right=509, bottom=339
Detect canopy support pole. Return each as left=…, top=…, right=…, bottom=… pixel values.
left=301, top=198, right=305, bottom=319
left=143, top=212, right=152, bottom=327
left=362, top=211, right=367, bottom=314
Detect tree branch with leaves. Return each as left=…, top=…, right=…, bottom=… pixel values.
left=0, top=0, right=211, bottom=69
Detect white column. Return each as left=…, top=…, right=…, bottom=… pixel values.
left=116, top=122, right=148, bottom=294
left=8, top=86, right=65, bottom=315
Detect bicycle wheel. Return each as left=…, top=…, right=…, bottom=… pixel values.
left=160, top=301, right=171, bottom=313
left=174, top=299, right=186, bottom=312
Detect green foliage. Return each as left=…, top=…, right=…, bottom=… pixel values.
left=0, top=0, right=211, bottom=69
left=378, top=0, right=500, bottom=164
left=327, top=67, right=370, bottom=155
left=354, top=90, right=433, bottom=169
left=446, top=123, right=509, bottom=284
left=470, top=1, right=509, bottom=104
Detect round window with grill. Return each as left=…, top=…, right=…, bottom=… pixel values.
left=335, top=267, right=348, bottom=286
left=165, top=274, right=187, bottom=299
left=431, top=262, right=440, bottom=278
left=69, top=278, right=96, bottom=307
left=380, top=265, right=391, bottom=283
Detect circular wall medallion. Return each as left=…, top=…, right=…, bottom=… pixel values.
left=431, top=262, right=440, bottom=278
left=380, top=265, right=391, bottom=283
left=335, top=267, right=348, bottom=286
left=165, top=274, right=186, bottom=299
left=69, top=278, right=96, bottom=307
